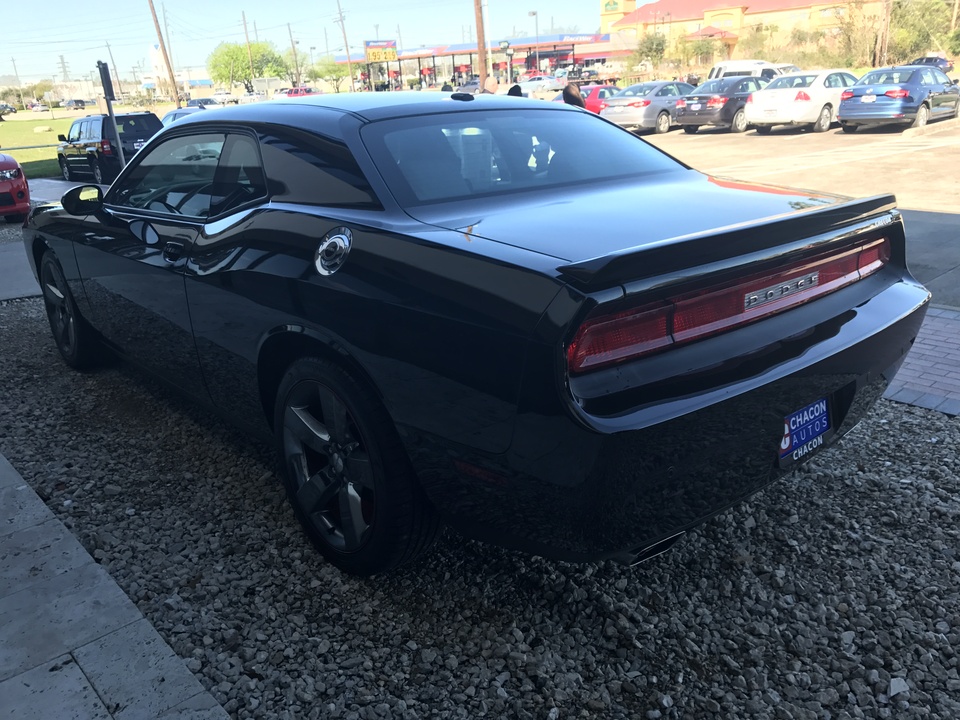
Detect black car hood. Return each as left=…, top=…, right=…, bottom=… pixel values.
left=404, top=170, right=852, bottom=263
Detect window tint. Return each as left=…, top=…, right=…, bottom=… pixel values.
left=362, top=109, right=681, bottom=206
left=920, top=69, right=937, bottom=86
left=618, top=84, right=655, bottom=97
left=68, top=121, right=82, bottom=142
left=108, top=133, right=226, bottom=217
left=860, top=70, right=915, bottom=85
left=933, top=69, right=951, bottom=85
left=208, top=133, right=268, bottom=216
left=116, top=115, right=163, bottom=138
left=656, top=84, right=678, bottom=97
left=258, top=128, right=380, bottom=209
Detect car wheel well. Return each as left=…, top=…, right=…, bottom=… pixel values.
left=257, top=332, right=382, bottom=432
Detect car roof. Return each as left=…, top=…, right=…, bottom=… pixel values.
left=173, top=92, right=573, bottom=125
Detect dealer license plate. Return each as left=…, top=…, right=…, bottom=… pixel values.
left=779, top=397, right=831, bottom=466
left=861, top=95, right=876, bottom=103
left=690, top=103, right=702, bottom=111
left=134, top=141, right=145, bottom=149
left=764, top=109, right=776, bottom=116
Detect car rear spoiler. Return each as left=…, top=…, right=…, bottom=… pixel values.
left=556, top=193, right=899, bottom=292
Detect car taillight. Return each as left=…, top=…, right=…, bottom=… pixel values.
left=795, top=91, right=811, bottom=101
left=884, top=89, right=909, bottom=99
left=566, top=237, right=891, bottom=374
left=841, top=90, right=854, bottom=101
left=676, top=99, right=686, bottom=109
left=707, top=96, right=727, bottom=108
left=100, top=139, right=113, bottom=156
left=746, top=93, right=754, bottom=104
left=629, top=99, right=651, bottom=108
left=599, top=102, right=608, bottom=111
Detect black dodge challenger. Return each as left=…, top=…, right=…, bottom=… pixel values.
left=23, top=93, right=930, bottom=576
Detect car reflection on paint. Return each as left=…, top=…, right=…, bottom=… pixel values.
left=23, top=93, right=930, bottom=577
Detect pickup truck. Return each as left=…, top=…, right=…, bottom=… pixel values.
left=212, top=90, right=239, bottom=105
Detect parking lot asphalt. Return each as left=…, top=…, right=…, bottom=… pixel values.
left=1, top=123, right=957, bottom=718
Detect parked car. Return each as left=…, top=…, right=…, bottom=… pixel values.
left=239, top=91, right=266, bottom=103
left=0, top=103, right=17, bottom=116
left=518, top=75, right=564, bottom=93
left=910, top=56, right=954, bottom=74
left=745, top=69, right=858, bottom=133
left=24, top=93, right=929, bottom=576
left=598, top=80, right=695, bottom=133
left=456, top=77, right=481, bottom=94
left=212, top=90, right=239, bottom=105
left=279, top=87, right=321, bottom=98
left=57, top=111, right=163, bottom=184
left=31, top=103, right=49, bottom=112
left=552, top=84, right=619, bottom=113
left=675, top=76, right=769, bottom=133
left=186, top=97, right=221, bottom=108
left=708, top=60, right=784, bottom=81
left=160, top=106, right=205, bottom=126
left=0, top=153, right=30, bottom=222
left=61, top=99, right=86, bottom=110
left=837, top=65, right=960, bottom=132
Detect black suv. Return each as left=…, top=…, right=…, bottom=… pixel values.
left=57, top=112, right=163, bottom=184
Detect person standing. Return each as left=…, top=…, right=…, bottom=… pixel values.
left=482, top=76, right=499, bottom=94
left=561, top=83, right=585, bottom=108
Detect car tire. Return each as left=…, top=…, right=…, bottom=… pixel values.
left=275, top=356, right=441, bottom=576
left=59, top=157, right=71, bottom=181
left=755, top=125, right=772, bottom=135
left=730, top=109, right=747, bottom=133
left=912, top=104, right=929, bottom=128
left=90, top=159, right=104, bottom=185
left=654, top=112, right=670, bottom=134
left=841, top=124, right=858, bottom=133
left=39, top=251, right=105, bottom=370
left=813, top=105, right=831, bottom=133
left=682, top=125, right=699, bottom=134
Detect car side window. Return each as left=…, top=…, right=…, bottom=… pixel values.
left=107, top=132, right=226, bottom=217
left=920, top=69, right=937, bottom=86
left=933, top=69, right=951, bottom=85
left=82, top=120, right=100, bottom=141
left=656, top=85, right=677, bottom=97
left=208, top=133, right=268, bottom=216
left=68, top=122, right=82, bottom=142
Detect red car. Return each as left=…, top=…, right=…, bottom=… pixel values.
left=0, top=153, right=30, bottom=222
left=551, top=84, right=620, bottom=113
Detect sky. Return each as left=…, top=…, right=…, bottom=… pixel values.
left=4, top=0, right=604, bottom=84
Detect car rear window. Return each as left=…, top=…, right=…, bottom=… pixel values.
left=766, top=74, right=817, bottom=90
left=859, top=70, right=916, bottom=85
left=117, top=116, right=163, bottom=137
left=618, top=84, right=655, bottom=97
left=361, top=108, right=682, bottom=206
left=695, top=79, right=736, bottom=94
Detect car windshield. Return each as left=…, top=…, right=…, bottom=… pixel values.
left=617, top=84, right=655, bottom=97
left=695, top=79, right=735, bottom=94
left=766, top=74, right=817, bottom=90
left=859, top=69, right=916, bottom=85
left=361, top=108, right=683, bottom=206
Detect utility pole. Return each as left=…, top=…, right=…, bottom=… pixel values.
left=243, top=12, right=256, bottom=86
left=163, top=3, right=174, bottom=72
left=952, top=0, right=959, bottom=32
left=335, top=0, right=356, bottom=92
left=374, top=24, right=379, bottom=40
left=396, top=24, right=404, bottom=54
left=148, top=0, right=180, bottom=108
left=473, top=0, right=488, bottom=88
left=106, top=42, right=125, bottom=101
left=254, top=21, right=260, bottom=43
left=10, top=58, right=26, bottom=110
left=325, top=28, right=330, bottom=58
left=287, top=24, right=302, bottom=87
left=58, top=55, right=70, bottom=82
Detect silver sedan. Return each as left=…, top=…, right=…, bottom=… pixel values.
left=599, top=81, right=695, bottom=134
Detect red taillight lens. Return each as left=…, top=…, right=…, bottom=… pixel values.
left=884, top=89, right=909, bottom=99
left=746, top=93, right=754, bottom=104
left=100, top=139, right=113, bottom=156
left=566, top=237, right=891, bottom=374
left=676, top=99, right=686, bottom=109
left=795, top=91, right=811, bottom=101
left=599, top=102, right=608, bottom=111
left=841, top=90, right=854, bottom=101
left=707, top=96, right=727, bottom=108
left=567, top=303, right=672, bottom=373
left=628, top=99, right=651, bottom=108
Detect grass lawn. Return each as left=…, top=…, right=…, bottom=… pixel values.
left=0, top=103, right=177, bottom=180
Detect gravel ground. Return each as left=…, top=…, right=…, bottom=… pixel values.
left=2, top=223, right=960, bottom=719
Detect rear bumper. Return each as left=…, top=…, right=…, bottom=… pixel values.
left=837, top=105, right=917, bottom=126
left=676, top=110, right=727, bottom=127
left=0, top=179, right=30, bottom=216
left=745, top=107, right=817, bottom=126
left=602, top=110, right=657, bottom=130
left=415, top=277, right=930, bottom=562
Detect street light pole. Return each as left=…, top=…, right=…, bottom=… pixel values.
left=528, top=11, right=539, bottom=74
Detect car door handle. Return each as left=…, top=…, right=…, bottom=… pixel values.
left=162, top=242, right=184, bottom=263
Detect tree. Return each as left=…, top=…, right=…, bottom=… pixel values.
left=308, top=59, right=350, bottom=93
left=634, top=33, right=668, bottom=68
left=887, top=0, right=951, bottom=64
left=207, top=41, right=287, bottom=89
left=949, top=28, right=960, bottom=55
left=689, top=39, right=720, bottom=65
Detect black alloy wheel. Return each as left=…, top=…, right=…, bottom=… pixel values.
left=39, top=251, right=102, bottom=369
left=275, top=357, right=440, bottom=576
left=655, top=111, right=670, bottom=134
left=59, top=157, right=71, bottom=181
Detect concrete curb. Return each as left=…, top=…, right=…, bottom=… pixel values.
left=901, top=115, right=960, bottom=139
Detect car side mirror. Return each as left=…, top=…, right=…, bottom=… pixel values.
left=58, top=134, right=67, bottom=142
left=61, top=185, right=103, bottom=216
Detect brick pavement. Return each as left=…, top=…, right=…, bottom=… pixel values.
left=884, top=305, right=960, bottom=417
